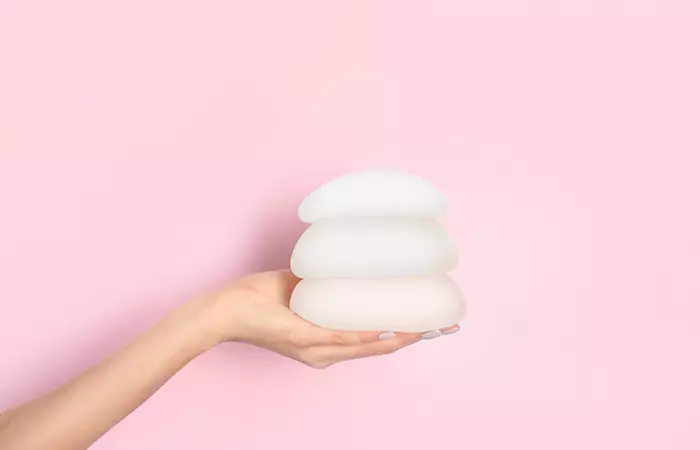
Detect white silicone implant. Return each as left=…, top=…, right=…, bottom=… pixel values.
left=289, top=169, right=465, bottom=332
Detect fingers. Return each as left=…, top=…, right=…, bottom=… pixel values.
left=293, top=325, right=461, bottom=368
left=302, top=332, right=422, bottom=366
left=440, top=324, right=461, bottom=335
left=294, top=323, right=462, bottom=347
left=292, top=325, right=384, bottom=347
left=419, top=324, right=462, bottom=340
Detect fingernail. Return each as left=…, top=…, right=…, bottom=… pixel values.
left=442, top=326, right=461, bottom=336
left=378, top=331, right=396, bottom=341
left=421, top=330, right=442, bottom=340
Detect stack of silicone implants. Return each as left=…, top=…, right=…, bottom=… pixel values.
left=290, top=169, right=465, bottom=334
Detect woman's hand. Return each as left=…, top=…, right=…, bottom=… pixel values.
left=0, top=269, right=460, bottom=450
left=198, top=270, right=456, bottom=369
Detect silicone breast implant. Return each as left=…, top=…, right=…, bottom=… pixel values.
left=289, top=169, right=465, bottom=333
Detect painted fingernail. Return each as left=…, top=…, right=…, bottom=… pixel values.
left=378, top=331, right=396, bottom=341
left=442, top=326, right=461, bottom=336
left=421, top=330, right=442, bottom=340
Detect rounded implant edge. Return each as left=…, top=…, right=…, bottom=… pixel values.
left=289, top=275, right=466, bottom=333
left=290, top=217, right=458, bottom=279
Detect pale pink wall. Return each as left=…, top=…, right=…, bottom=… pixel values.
left=1, top=2, right=699, bottom=449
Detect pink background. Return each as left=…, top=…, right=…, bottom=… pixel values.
left=1, top=2, right=699, bottom=449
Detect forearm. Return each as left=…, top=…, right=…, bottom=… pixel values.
left=0, top=296, right=221, bottom=450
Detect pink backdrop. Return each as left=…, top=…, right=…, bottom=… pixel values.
left=1, top=2, right=699, bottom=449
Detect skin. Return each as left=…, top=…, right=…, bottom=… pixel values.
left=0, top=269, right=459, bottom=450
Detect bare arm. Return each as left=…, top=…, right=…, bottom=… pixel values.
left=0, top=296, right=219, bottom=450
left=0, top=270, right=441, bottom=450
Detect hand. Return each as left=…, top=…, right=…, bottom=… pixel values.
left=199, top=270, right=457, bottom=369
left=0, top=270, right=457, bottom=450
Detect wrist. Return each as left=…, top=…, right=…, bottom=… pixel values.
left=163, top=295, right=225, bottom=355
